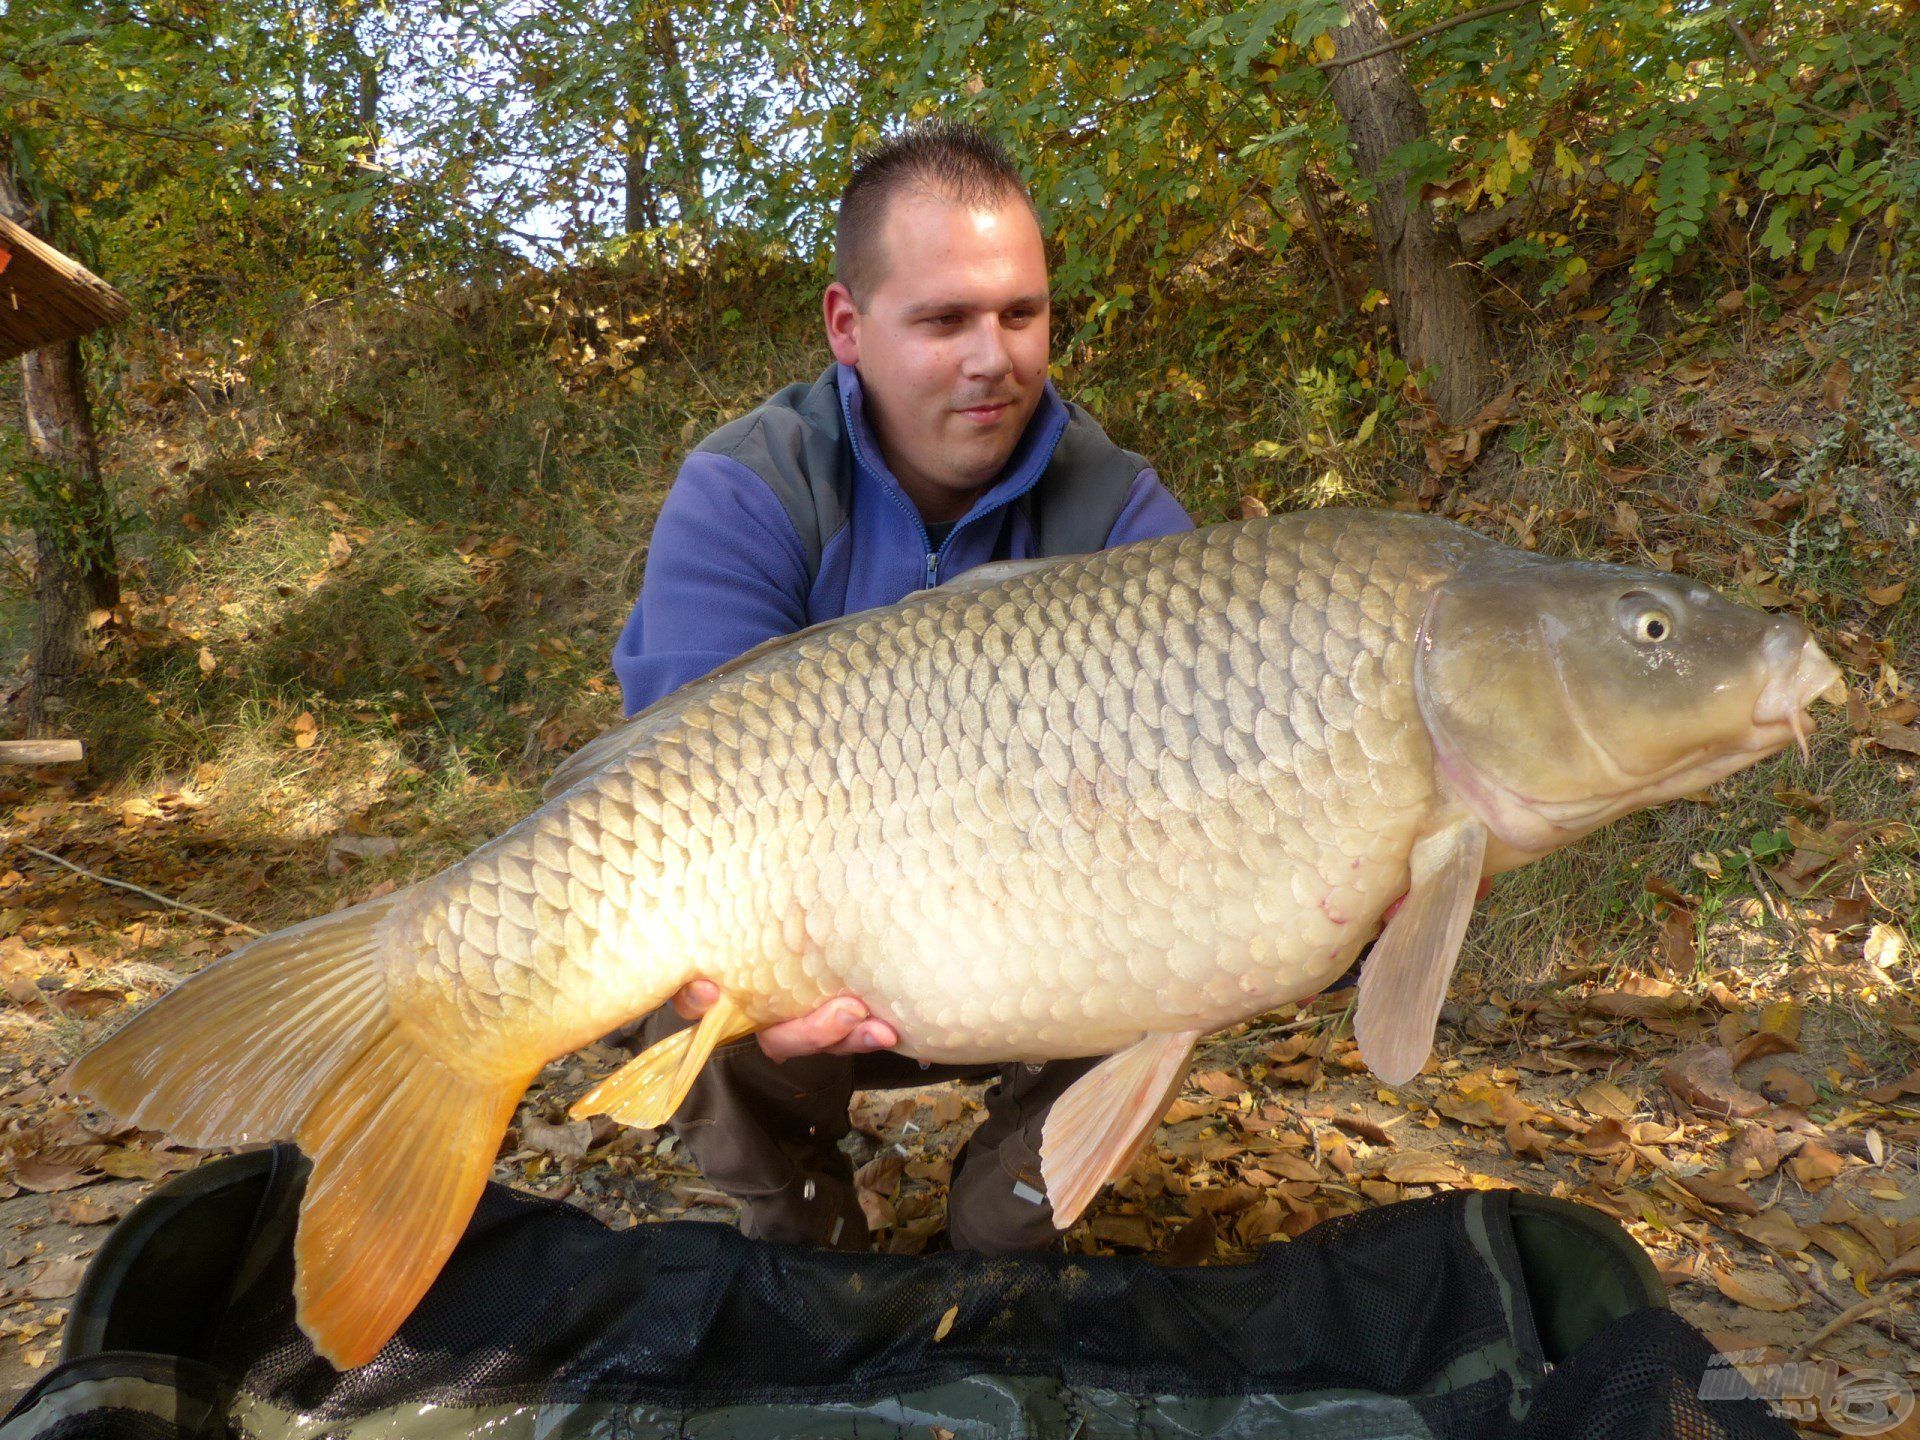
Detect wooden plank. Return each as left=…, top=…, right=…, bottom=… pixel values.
left=0, top=739, right=85, bottom=764
left=0, top=215, right=129, bottom=361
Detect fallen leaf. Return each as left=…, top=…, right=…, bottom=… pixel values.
left=1711, top=1267, right=1803, bottom=1312
left=1379, top=1154, right=1465, bottom=1185
left=1788, top=1142, right=1844, bottom=1188
left=933, top=1304, right=958, bottom=1342
left=1863, top=580, right=1908, bottom=608
left=1569, top=1118, right=1631, bottom=1156
left=1871, top=721, right=1920, bottom=756
left=1330, top=1114, right=1392, bottom=1146
left=1193, top=1070, right=1246, bottom=1100
left=1735, top=1208, right=1809, bottom=1253
left=1156, top=1213, right=1217, bottom=1267
left=9, top=1155, right=99, bottom=1193
left=522, top=1118, right=592, bottom=1159
left=1577, top=1080, right=1638, bottom=1121
left=1821, top=360, right=1852, bottom=411
left=290, top=712, right=318, bottom=749
left=23, top=1255, right=87, bottom=1301
left=47, top=1192, right=128, bottom=1226
left=1679, top=1173, right=1760, bottom=1216
left=1662, top=1048, right=1769, bottom=1119
left=1864, top=1070, right=1920, bottom=1104
left=1091, top=1212, right=1154, bottom=1248
left=1754, top=1064, right=1817, bottom=1108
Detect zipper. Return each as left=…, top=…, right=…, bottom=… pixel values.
left=842, top=379, right=1068, bottom=593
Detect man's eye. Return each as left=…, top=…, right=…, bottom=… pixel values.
left=929, top=315, right=961, bottom=326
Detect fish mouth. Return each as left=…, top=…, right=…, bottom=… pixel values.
left=1751, top=634, right=1846, bottom=763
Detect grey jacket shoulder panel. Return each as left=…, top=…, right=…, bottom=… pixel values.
left=1027, top=400, right=1150, bottom=557
left=694, top=366, right=851, bottom=582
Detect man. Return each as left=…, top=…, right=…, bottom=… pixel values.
left=610, top=120, right=1193, bottom=1254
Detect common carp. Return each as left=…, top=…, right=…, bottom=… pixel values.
left=68, top=508, right=1841, bottom=1367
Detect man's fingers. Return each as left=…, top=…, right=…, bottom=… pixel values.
left=671, top=978, right=721, bottom=1020
left=759, top=998, right=865, bottom=1061
left=827, top=1019, right=898, bottom=1056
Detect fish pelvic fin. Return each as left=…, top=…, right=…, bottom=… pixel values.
left=570, top=993, right=756, bottom=1129
left=1040, top=1029, right=1202, bottom=1231
left=1354, top=817, right=1489, bottom=1087
left=65, top=890, right=533, bottom=1370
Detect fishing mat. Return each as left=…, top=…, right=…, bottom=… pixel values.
left=2, top=1145, right=1791, bottom=1440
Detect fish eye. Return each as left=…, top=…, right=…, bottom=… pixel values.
left=1628, top=599, right=1674, bottom=645
left=1618, top=593, right=1675, bottom=646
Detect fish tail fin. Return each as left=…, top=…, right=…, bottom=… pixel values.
left=66, top=891, right=530, bottom=1369
left=294, top=1031, right=528, bottom=1367
left=66, top=892, right=406, bottom=1147
left=570, top=992, right=756, bottom=1129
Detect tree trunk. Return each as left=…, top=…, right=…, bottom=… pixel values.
left=649, top=5, right=706, bottom=227
left=1323, top=0, right=1499, bottom=424
left=0, top=149, right=119, bottom=735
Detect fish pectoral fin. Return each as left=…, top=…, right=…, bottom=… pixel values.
left=1354, top=817, right=1489, bottom=1087
left=1039, top=1029, right=1202, bottom=1231
left=570, top=994, right=757, bottom=1129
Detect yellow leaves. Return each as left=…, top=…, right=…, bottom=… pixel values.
left=1310, top=32, right=1337, bottom=61
left=932, top=1304, right=958, bottom=1342
left=289, top=711, right=319, bottom=750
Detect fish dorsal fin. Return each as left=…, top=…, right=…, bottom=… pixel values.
left=1039, top=1028, right=1202, bottom=1229
left=542, top=557, right=1072, bottom=800
left=1354, top=818, right=1488, bottom=1087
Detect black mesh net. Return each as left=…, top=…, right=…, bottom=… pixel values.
left=1524, top=1307, right=1793, bottom=1440
left=3, top=1151, right=1797, bottom=1440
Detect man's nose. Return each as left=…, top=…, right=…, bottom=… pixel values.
left=962, top=317, right=1013, bottom=377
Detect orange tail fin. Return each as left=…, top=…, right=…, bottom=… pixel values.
left=66, top=891, right=531, bottom=1369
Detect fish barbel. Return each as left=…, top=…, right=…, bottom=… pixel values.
left=68, top=508, right=1841, bottom=1366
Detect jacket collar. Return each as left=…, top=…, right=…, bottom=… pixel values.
left=834, top=362, right=1070, bottom=538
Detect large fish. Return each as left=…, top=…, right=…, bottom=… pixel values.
left=69, top=509, right=1840, bottom=1367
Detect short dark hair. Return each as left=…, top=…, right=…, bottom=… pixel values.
left=833, top=120, right=1040, bottom=307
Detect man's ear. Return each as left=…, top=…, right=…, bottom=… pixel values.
left=822, top=282, right=861, bottom=366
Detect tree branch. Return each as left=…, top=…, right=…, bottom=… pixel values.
left=1315, top=0, right=1540, bottom=73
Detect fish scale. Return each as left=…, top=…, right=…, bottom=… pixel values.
left=383, top=511, right=1466, bottom=1068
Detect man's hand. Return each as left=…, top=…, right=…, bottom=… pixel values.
left=672, top=980, right=898, bottom=1061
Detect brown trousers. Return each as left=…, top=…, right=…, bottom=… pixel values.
left=635, top=1005, right=1097, bottom=1252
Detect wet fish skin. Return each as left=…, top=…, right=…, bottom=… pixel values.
left=66, top=508, right=1836, bottom=1368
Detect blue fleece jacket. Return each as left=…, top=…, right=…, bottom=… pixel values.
left=613, top=363, right=1192, bottom=716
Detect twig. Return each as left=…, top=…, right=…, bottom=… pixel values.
left=1316, top=0, right=1539, bottom=72
left=1724, top=12, right=1766, bottom=69
left=5, top=840, right=262, bottom=935
left=1790, top=1291, right=1898, bottom=1361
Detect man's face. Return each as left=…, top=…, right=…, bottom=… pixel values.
left=823, top=189, right=1050, bottom=524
